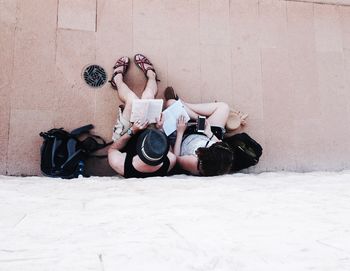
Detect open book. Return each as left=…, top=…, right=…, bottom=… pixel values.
left=162, top=100, right=190, bottom=136
left=130, top=99, right=163, bottom=123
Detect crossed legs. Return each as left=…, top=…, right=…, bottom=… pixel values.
left=166, top=99, right=230, bottom=127
left=113, top=70, right=158, bottom=121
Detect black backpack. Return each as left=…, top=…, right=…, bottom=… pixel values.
left=39, top=124, right=112, bottom=179
left=223, top=133, right=263, bottom=172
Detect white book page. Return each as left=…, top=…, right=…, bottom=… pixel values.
left=146, top=99, right=163, bottom=123
left=162, top=100, right=190, bottom=136
left=130, top=99, right=163, bottom=123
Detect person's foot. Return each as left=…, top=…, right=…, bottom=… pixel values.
left=109, top=56, right=130, bottom=90
left=235, top=110, right=248, bottom=126
left=134, top=54, right=159, bottom=81
left=226, top=110, right=248, bottom=132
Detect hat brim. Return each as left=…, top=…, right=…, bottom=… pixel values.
left=136, top=130, right=169, bottom=166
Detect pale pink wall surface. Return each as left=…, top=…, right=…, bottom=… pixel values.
left=1, top=0, right=350, bottom=176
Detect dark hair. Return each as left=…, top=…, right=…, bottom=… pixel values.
left=196, top=142, right=234, bottom=176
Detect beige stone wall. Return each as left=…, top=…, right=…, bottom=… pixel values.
left=286, top=0, right=350, bottom=5
left=1, top=0, right=350, bottom=175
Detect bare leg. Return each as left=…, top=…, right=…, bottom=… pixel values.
left=113, top=74, right=138, bottom=120
left=166, top=99, right=229, bottom=127
left=185, top=101, right=229, bottom=127
left=165, top=99, right=199, bottom=120
left=141, top=70, right=158, bottom=99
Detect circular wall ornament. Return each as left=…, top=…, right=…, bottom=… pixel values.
left=82, top=64, right=107, bottom=88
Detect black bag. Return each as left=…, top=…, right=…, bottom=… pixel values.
left=223, top=133, right=263, bottom=172
left=39, top=124, right=112, bottom=179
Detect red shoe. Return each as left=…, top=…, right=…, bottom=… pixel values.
left=134, top=53, right=160, bottom=82
left=109, top=56, right=130, bottom=90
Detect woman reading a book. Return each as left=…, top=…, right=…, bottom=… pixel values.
left=107, top=55, right=176, bottom=178
left=165, top=88, right=234, bottom=176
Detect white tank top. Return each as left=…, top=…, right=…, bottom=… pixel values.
left=180, top=134, right=215, bottom=156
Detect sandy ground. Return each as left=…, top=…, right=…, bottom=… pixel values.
left=1, top=172, right=350, bottom=271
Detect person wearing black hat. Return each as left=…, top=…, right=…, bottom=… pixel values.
left=108, top=54, right=176, bottom=178
left=108, top=121, right=176, bottom=178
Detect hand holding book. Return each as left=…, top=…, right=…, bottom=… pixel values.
left=130, top=99, right=163, bottom=123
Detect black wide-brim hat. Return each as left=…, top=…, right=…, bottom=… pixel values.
left=136, top=128, right=169, bottom=166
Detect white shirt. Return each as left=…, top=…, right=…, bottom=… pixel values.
left=180, top=134, right=215, bottom=156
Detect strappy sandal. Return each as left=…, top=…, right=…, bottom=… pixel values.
left=109, top=56, right=130, bottom=90
left=134, top=53, right=160, bottom=82
left=164, top=86, right=179, bottom=101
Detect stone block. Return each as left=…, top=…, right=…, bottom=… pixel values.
left=58, top=0, right=96, bottom=32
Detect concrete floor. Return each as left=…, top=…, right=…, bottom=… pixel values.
left=1, top=0, right=350, bottom=176
left=1, top=172, right=350, bottom=270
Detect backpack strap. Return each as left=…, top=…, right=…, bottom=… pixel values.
left=51, top=137, right=62, bottom=168
left=80, top=135, right=113, bottom=158
left=60, top=149, right=83, bottom=173
left=70, top=124, right=94, bottom=136
left=69, top=124, right=112, bottom=159
left=67, top=138, right=77, bottom=158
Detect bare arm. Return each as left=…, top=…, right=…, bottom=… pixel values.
left=108, top=120, right=148, bottom=176
left=173, top=116, right=187, bottom=156
left=108, top=147, right=127, bottom=176
left=173, top=117, right=199, bottom=175
left=173, top=131, right=184, bottom=157
left=108, top=132, right=132, bottom=152
left=177, top=155, right=199, bottom=175
left=167, top=152, right=177, bottom=172
left=203, top=119, right=221, bottom=142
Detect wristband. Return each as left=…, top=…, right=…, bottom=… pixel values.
left=127, top=128, right=134, bottom=136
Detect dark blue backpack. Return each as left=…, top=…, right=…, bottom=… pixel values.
left=39, top=124, right=112, bottom=179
